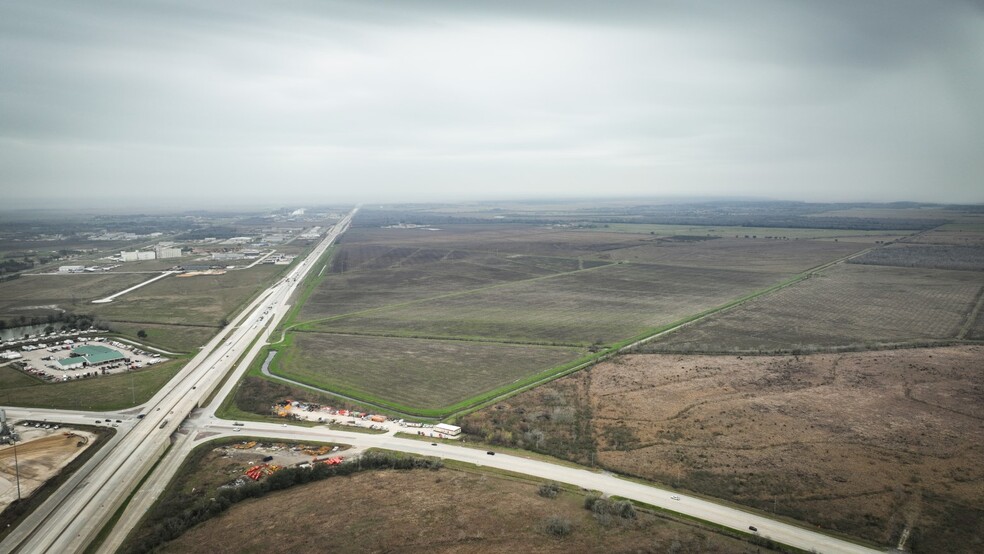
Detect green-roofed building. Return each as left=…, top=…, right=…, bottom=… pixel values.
left=56, top=344, right=126, bottom=369
left=57, top=357, right=85, bottom=369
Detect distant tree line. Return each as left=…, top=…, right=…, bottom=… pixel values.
left=0, top=312, right=102, bottom=333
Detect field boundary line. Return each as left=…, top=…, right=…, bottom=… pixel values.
left=442, top=245, right=886, bottom=421
left=957, top=284, right=984, bottom=339
left=267, top=242, right=890, bottom=420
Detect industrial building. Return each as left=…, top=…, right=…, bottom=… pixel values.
left=121, top=250, right=156, bottom=262
left=434, top=423, right=461, bottom=436
left=57, top=345, right=126, bottom=369
left=58, top=265, right=85, bottom=273
left=155, top=245, right=182, bottom=259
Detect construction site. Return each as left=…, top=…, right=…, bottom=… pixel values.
left=0, top=411, right=95, bottom=513
left=211, top=441, right=349, bottom=490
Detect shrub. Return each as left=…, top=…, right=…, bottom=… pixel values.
left=544, top=515, right=572, bottom=537
left=538, top=482, right=561, bottom=498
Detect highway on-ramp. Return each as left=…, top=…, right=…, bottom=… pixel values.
left=0, top=210, right=354, bottom=554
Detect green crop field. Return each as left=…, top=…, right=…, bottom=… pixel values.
left=648, top=263, right=983, bottom=353
left=0, top=360, right=184, bottom=411
left=273, top=332, right=585, bottom=410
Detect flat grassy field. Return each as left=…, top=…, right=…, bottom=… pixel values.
left=596, top=222, right=914, bottom=241
left=647, top=264, right=982, bottom=353
left=339, top=224, right=647, bottom=257
left=300, top=252, right=606, bottom=321
left=89, top=265, right=285, bottom=326
left=155, top=458, right=777, bottom=554
left=0, top=273, right=148, bottom=321
left=461, top=346, right=984, bottom=553
left=276, top=332, right=585, bottom=410
left=0, top=360, right=183, bottom=410
left=310, top=262, right=782, bottom=345
left=848, top=244, right=984, bottom=271
left=582, top=237, right=870, bottom=273
left=274, top=223, right=879, bottom=413
left=0, top=364, right=44, bottom=388
left=903, top=228, right=984, bottom=247
left=105, top=322, right=214, bottom=353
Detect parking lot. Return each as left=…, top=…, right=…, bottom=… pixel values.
left=3, top=337, right=168, bottom=382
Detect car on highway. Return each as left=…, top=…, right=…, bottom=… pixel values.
left=232, top=427, right=241, bottom=432
left=233, top=422, right=244, bottom=426
left=749, top=526, right=758, bottom=532
left=486, top=451, right=495, bottom=455
left=670, top=495, right=680, bottom=500
left=431, top=443, right=437, bottom=446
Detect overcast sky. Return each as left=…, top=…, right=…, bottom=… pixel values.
left=1, top=1, right=982, bottom=208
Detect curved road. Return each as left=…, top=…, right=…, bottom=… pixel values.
left=3, top=208, right=885, bottom=554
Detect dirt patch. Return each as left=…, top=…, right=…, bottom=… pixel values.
left=159, top=467, right=778, bottom=554
left=462, top=345, right=984, bottom=553
left=0, top=427, right=95, bottom=510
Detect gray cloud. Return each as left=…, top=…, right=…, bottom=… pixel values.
left=1, top=0, right=982, bottom=207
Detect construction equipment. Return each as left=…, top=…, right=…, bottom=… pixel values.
left=244, top=463, right=283, bottom=481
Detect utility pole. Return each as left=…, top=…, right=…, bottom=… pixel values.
left=12, top=437, right=21, bottom=501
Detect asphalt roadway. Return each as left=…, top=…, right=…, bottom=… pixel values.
left=0, top=210, right=354, bottom=554
left=1, top=206, right=885, bottom=554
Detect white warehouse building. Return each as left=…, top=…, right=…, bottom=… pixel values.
left=121, top=250, right=156, bottom=262
left=434, top=423, right=461, bottom=436
left=156, top=245, right=182, bottom=259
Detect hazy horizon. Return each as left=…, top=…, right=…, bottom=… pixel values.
left=2, top=1, right=982, bottom=207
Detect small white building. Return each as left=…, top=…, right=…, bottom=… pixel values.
left=434, top=423, right=462, bottom=436
left=59, top=265, right=85, bottom=273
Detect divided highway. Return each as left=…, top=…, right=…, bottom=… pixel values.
left=0, top=209, right=355, bottom=554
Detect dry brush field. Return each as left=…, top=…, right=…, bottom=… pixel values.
left=462, top=346, right=984, bottom=553
left=648, top=263, right=982, bottom=353
left=159, top=466, right=779, bottom=554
